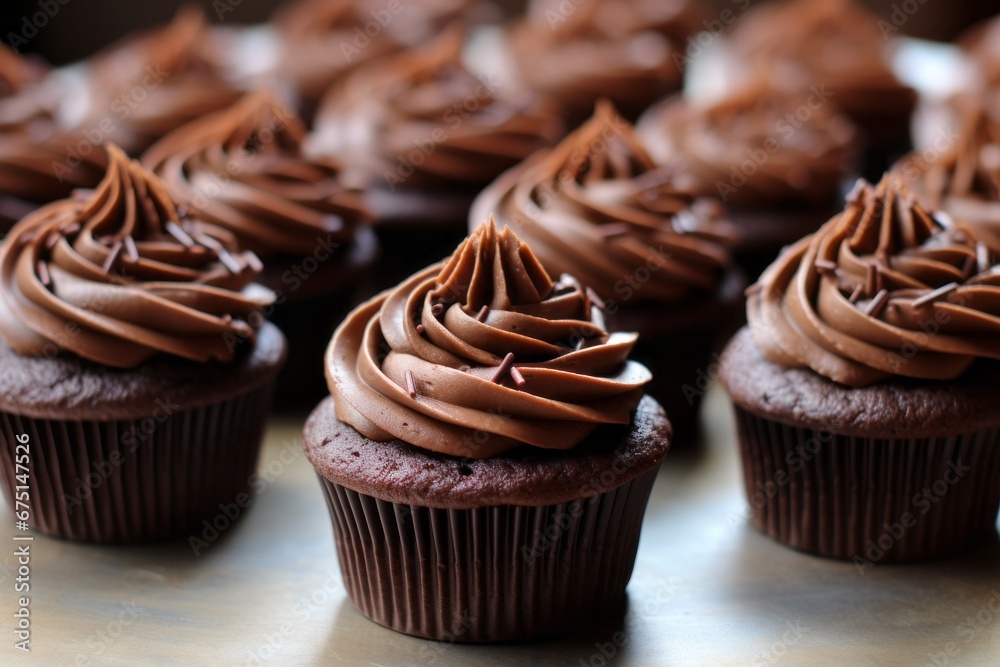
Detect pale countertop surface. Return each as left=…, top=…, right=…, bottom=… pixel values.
left=2, top=383, right=999, bottom=666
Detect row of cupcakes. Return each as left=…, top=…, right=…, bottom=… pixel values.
left=2, top=150, right=998, bottom=642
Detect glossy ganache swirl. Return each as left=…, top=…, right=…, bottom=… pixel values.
left=727, top=0, right=915, bottom=127
left=309, top=29, right=563, bottom=190
left=143, top=91, right=368, bottom=260
left=508, top=0, right=702, bottom=121
left=474, top=102, right=738, bottom=307
left=0, top=146, right=274, bottom=368
left=748, top=176, right=1000, bottom=387
left=276, top=0, right=494, bottom=106
left=904, top=100, right=1000, bottom=248
left=83, top=6, right=243, bottom=154
left=328, top=220, right=651, bottom=458
left=636, top=84, right=858, bottom=209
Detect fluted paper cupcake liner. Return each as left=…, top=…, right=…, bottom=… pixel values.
left=318, top=464, right=661, bottom=643
left=734, top=407, right=1000, bottom=563
left=0, top=383, right=275, bottom=543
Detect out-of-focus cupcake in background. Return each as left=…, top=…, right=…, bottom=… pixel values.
left=274, top=0, right=499, bottom=121
left=637, top=81, right=859, bottom=279
left=475, top=101, right=744, bottom=441
left=144, top=91, right=378, bottom=406
left=958, top=13, right=1000, bottom=90
left=507, top=0, right=703, bottom=126
left=724, top=0, right=916, bottom=178
left=307, top=28, right=563, bottom=289
left=901, top=96, right=1000, bottom=249
left=81, top=5, right=245, bottom=156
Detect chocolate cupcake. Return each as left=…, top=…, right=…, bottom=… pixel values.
left=507, top=0, right=703, bottom=125
left=726, top=0, right=916, bottom=177
left=721, top=175, right=1000, bottom=562
left=636, top=83, right=859, bottom=278
left=903, top=98, right=1000, bottom=248
left=143, top=91, right=377, bottom=406
left=475, top=101, right=743, bottom=441
left=307, top=29, right=562, bottom=289
left=0, top=146, right=286, bottom=543
left=305, top=220, right=671, bottom=641
left=0, top=46, right=105, bottom=234
left=80, top=6, right=244, bottom=156
left=959, top=13, right=1000, bottom=89
left=274, top=0, right=497, bottom=120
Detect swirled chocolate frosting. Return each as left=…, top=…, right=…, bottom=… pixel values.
left=748, top=176, right=1000, bottom=387
left=905, top=100, right=1000, bottom=249
left=143, top=91, right=368, bottom=260
left=327, top=219, right=651, bottom=458
left=508, top=0, right=702, bottom=122
left=0, top=145, right=274, bottom=368
left=636, top=84, right=858, bottom=208
left=276, top=0, right=495, bottom=107
left=474, top=101, right=739, bottom=306
left=83, top=6, right=243, bottom=155
left=727, top=0, right=915, bottom=129
left=309, top=29, right=563, bottom=191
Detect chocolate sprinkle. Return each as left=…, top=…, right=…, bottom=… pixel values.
left=102, top=241, right=123, bottom=274
left=864, top=289, right=889, bottom=318
left=166, top=221, right=195, bottom=248
left=490, top=353, right=515, bottom=384
left=848, top=284, right=863, bottom=303
left=431, top=302, right=445, bottom=317
left=36, top=261, right=50, bottom=287
left=405, top=370, right=417, bottom=398
left=597, top=223, right=631, bottom=239
left=814, top=259, right=837, bottom=274
left=415, top=324, right=425, bottom=335
left=977, top=242, right=990, bottom=274
left=913, top=282, right=958, bottom=308
left=585, top=287, right=607, bottom=311
left=476, top=305, right=489, bottom=322
left=510, top=367, right=526, bottom=388
left=244, top=251, right=264, bottom=273
left=217, top=249, right=244, bottom=274
left=124, top=236, right=139, bottom=262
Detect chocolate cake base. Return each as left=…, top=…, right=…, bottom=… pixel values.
left=304, top=394, right=671, bottom=642
left=0, top=323, right=286, bottom=543
left=721, top=327, right=1000, bottom=562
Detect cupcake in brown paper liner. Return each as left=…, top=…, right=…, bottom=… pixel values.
left=0, top=145, right=286, bottom=543
left=304, top=220, right=671, bottom=641
left=474, top=101, right=744, bottom=442
left=720, top=175, right=1000, bottom=563
left=144, top=91, right=375, bottom=406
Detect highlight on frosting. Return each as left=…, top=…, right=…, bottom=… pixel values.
left=508, top=0, right=702, bottom=120
left=636, top=83, right=858, bottom=207
left=83, top=5, right=243, bottom=154
left=307, top=28, right=564, bottom=191
left=747, top=175, right=1000, bottom=388
left=143, top=90, right=368, bottom=259
left=327, top=219, right=651, bottom=458
left=474, top=101, right=738, bottom=309
left=275, top=0, right=492, bottom=105
left=0, top=145, right=274, bottom=368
